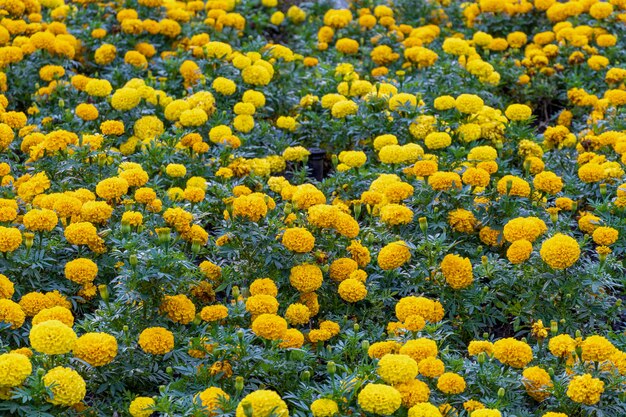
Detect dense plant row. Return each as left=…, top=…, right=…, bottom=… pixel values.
left=0, top=0, right=624, bottom=416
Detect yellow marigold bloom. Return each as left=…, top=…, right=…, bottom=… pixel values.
left=493, top=338, right=533, bottom=368
left=395, top=379, right=430, bottom=407
left=581, top=335, right=616, bottom=362
left=539, top=234, right=580, bottom=269
left=522, top=366, right=552, bottom=401
left=506, top=240, right=533, bottom=264
left=407, top=403, right=443, bottom=417
left=232, top=194, right=269, bottom=221
left=32, top=306, right=74, bottom=327
left=197, top=386, right=229, bottom=414
left=29, top=319, right=77, bottom=355
left=505, top=104, right=532, bottom=121
left=437, top=372, right=466, bottom=394
left=416, top=357, right=444, bottom=378
left=347, top=240, right=371, bottom=267
left=200, top=305, right=228, bottom=322
left=251, top=314, right=287, bottom=341
left=235, top=390, right=288, bottom=417
left=249, top=278, right=278, bottom=297
left=43, top=366, right=86, bottom=406
left=378, top=241, right=411, bottom=270
left=503, top=217, right=547, bottom=243
left=448, top=209, right=477, bottom=234
left=73, top=332, right=117, bottom=366
left=424, top=132, right=451, bottom=150
left=428, top=172, right=462, bottom=191
left=311, top=398, right=338, bottom=417
left=462, top=167, right=490, bottom=187
left=0, top=299, right=25, bottom=328
left=591, top=226, right=618, bottom=246
left=0, top=352, right=32, bottom=387
left=138, top=327, right=174, bottom=355
left=496, top=175, right=530, bottom=197
left=289, top=263, right=323, bottom=293
left=380, top=204, right=413, bottom=226
left=331, top=100, right=358, bottom=118
left=212, top=77, right=236, bottom=95
left=335, top=38, right=359, bottom=54
left=468, top=340, right=494, bottom=356
left=400, top=338, right=438, bottom=362
left=284, top=303, right=310, bottom=326
left=23, top=208, right=58, bottom=231
left=357, top=383, right=402, bottom=416
left=533, top=171, right=563, bottom=195
left=282, top=227, right=315, bottom=253
left=329, top=258, right=358, bottom=282
left=566, top=374, right=604, bottom=405
left=338, top=278, right=367, bottom=302
left=129, top=397, right=155, bottom=417
left=455, top=94, right=484, bottom=114
left=64, top=258, right=98, bottom=285
left=75, top=103, right=98, bottom=121
left=0, top=227, right=21, bottom=252
left=441, top=254, right=473, bottom=290
left=377, top=354, right=418, bottom=385
left=0, top=274, right=13, bottom=299
left=338, top=150, right=366, bottom=168
left=548, top=334, right=576, bottom=358
left=395, top=296, right=444, bottom=323
left=245, top=294, right=279, bottom=316
left=160, top=294, right=196, bottom=324
left=471, top=409, right=501, bottom=417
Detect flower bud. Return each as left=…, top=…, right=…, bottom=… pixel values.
left=353, top=203, right=361, bottom=219
left=123, top=325, right=129, bottom=332
left=498, top=387, right=505, bottom=398
left=242, top=399, right=254, bottom=417
left=477, top=352, right=486, bottom=364
left=599, top=183, right=607, bottom=196
left=506, top=179, right=513, bottom=195
left=129, top=254, right=138, bottom=266
left=327, top=361, right=336, bottom=375
left=548, top=367, right=554, bottom=377
left=232, top=286, right=240, bottom=299
left=37, top=368, right=45, bottom=376
left=418, top=217, right=428, bottom=233
left=353, top=323, right=359, bottom=332
left=23, top=232, right=34, bottom=250
left=191, top=239, right=202, bottom=254
left=166, top=367, right=173, bottom=375
left=361, top=340, right=370, bottom=352
left=235, top=376, right=244, bottom=392
left=156, top=227, right=171, bottom=244
left=550, top=321, right=558, bottom=335
left=98, top=284, right=109, bottom=302
left=300, top=370, right=311, bottom=382
left=575, top=329, right=582, bottom=338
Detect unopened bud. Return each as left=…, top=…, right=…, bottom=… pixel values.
left=575, top=330, right=582, bottom=338
left=242, top=399, right=254, bottom=417
left=361, top=340, right=370, bottom=352
left=232, top=286, right=240, bottom=299
left=98, top=284, right=109, bottom=302
left=123, top=325, right=129, bottom=332
left=37, top=368, right=45, bottom=376
left=599, top=183, right=607, bottom=196
left=23, top=232, right=34, bottom=249
left=477, top=352, right=486, bottom=364
left=129, top=254, right=138, bottom=266
left=327, top=361, right=336, bottom=375
left=301, top=370, right=311, bottom=382
left=548, top=367, right=555, bottom=377
left=418, top=217, right=428, bottom=233
left=191, top=239, right=202, bottom=254
left=235, top=376, right=244, bottom=392
left=550, top=321, right=558, bottom=335
left=166, top=367, right=173, bottom=375
left=353, top=323, right=359, bottom=332
left=498, top=387, right=505, bottom=398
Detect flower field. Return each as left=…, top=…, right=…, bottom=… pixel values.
left=0, top=0, right=626, bottom=415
